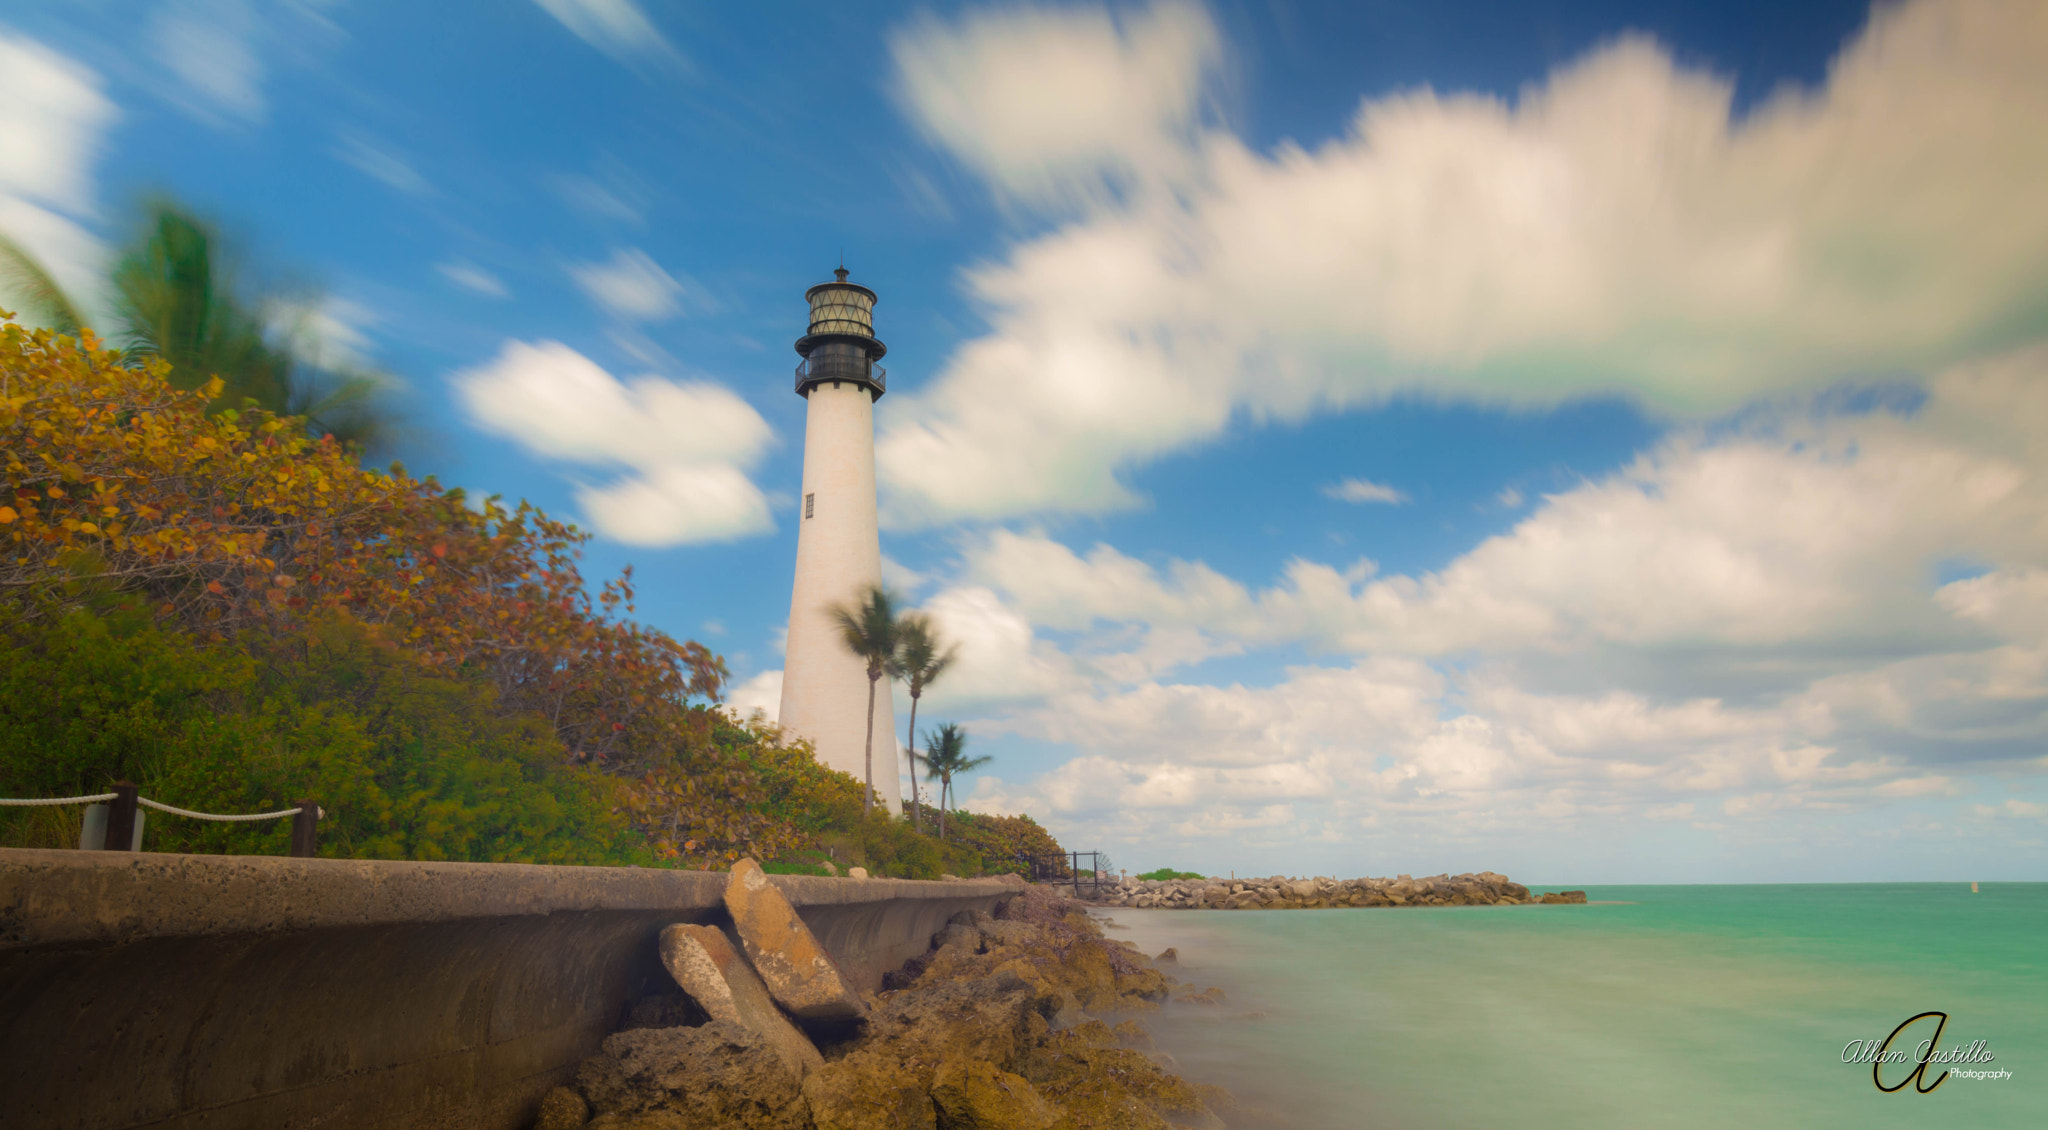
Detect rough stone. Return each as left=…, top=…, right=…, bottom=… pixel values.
left=848, top=867, right=870, bottom=880
left=658, top=923, right=822, bottom=1076
left=930, top=1058, right=1062, bottom=1130
left=802, top=1058, right=937, bottom=1130
left=574, top=1021, right=809, bottom=1129
left=1154, top=947, right=1177, bottom=963
left=724, top=858, right=866, bottom=1021
left=532, top=1085, right=589, bottom=1130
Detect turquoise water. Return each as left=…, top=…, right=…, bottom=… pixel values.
left=1098, top=884, right=2047, bottom=1129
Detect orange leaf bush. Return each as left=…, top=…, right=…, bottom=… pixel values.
left=0, top=315, right=825, bottom=863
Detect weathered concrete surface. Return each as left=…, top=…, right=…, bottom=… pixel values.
left=658, top=923, right=821, bottom=1076
left=0, top=849, right=1016, bottom=1130
left=725, top=858, right=864, bottom=1021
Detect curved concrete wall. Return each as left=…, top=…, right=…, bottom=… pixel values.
left=0, top=850, right=1017, bottom=1130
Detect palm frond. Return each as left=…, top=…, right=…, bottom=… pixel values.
left=0, top=232, right=87, bottom=337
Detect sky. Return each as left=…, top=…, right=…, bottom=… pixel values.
left=3, top=0, right=2046, bottom=883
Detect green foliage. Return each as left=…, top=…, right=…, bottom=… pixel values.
left=941, top=809, right=1068, bottom=877
left=1137, top=867, right=1206, bottom=881
left=0, top=607, right=645, bottom=864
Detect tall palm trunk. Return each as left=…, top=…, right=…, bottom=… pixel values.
left=904, top=693, right=922, bottom=831
left=938, top=772, right=951, bottom=841
left=861, top=667, right=879, bottom=815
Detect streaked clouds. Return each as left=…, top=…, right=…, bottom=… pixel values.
left=455, top=340, right=775, bottom=545
left=878, top=0, right=2048, bottom=526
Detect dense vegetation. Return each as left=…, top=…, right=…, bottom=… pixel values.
left=0, top=316, right=1062, bottom=877
left=1136, top=868, right=1205, bottom=881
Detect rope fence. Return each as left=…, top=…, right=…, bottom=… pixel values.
left=137, top=798, right=316, bottom=823
left=0, top=782, right=322, bottom=856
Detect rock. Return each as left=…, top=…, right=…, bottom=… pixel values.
left=658, top=923, right=822, bottom=1076
left=532, top=1085, right=588, bottom=1130
left=819, top=860, right=837, bottom=876
left=1560, top=890, right=1588, bottom=903
left=864, top=969, right=1057, bottom=1070
left=575, top=1021, right=809, bottom=1130
left=935, top=922, right=983, bottom=951
left=1111, top=1019, right=1154, bottom=1049
left=724, top=858, right=865, bottom=1021
left=803, top=1059, right=937, bottom=1130
left=1154, top=947, right=1177, bottom=963
left=1172, top=985, right=1226, bottom=1006
left=930, top=1058, right=1062, bottom=1130
left=848, top=866, right=869, bottom=879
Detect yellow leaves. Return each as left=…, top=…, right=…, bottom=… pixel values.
left=0, top=507, right=14, bottom=524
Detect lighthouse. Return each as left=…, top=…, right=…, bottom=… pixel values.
left=778, top=268, right=900, bottom=814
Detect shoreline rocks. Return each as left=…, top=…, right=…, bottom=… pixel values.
left=1083, top=871, right=1589, bottom=910
left=724, top=858, right=866, bottom=1022
left=535, top=870, right=1226, bottom=1130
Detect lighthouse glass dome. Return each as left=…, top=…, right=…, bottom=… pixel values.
left=807, top=286, right=875, bottom=338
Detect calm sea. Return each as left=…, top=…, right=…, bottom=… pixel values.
left=1096, top=883, right=2046, bottom=1129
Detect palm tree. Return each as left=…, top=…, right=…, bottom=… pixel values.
left=0, top=201, right=396, bottom=453
left=891, top=612, right=957, bottom=833
left=921, top=722, right=990, bottom=842
left=827, top=584, right=901, bottom=816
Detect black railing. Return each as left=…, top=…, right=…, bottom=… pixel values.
left=1004, top=850, right=1114, bottom=897
left=794, top=354, right=886, bottom=395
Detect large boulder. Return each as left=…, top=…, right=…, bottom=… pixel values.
left=930, top=1059, right=1062, bottom=1130
left=803, top=1059, right=937, bottom=1130
left=658, top=923, right=822, bottom=1077
left=724, top=858, right=865, bottom=1021
left=532, top=1086, right=589, bottom=1130
left=575, top=1021, right=809, bottom=1129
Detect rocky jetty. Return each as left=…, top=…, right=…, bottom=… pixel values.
left=1097, top=871, right=1587, bottom=909
left=530, top=866, right=1228, bottom=1130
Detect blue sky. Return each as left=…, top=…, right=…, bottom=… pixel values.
left=4, top=0, right=2046, bottom=882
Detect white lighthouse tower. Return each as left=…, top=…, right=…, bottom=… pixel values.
left=778, top=268, right=900, bottom=813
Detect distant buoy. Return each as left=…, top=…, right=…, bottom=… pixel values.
left=1971, top=882, right=1980, bottom=893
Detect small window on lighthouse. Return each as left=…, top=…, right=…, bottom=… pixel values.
left=804, top=493, right=815, bottom=519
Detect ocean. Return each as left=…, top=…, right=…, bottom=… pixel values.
left=1095, top=883, right=2046, bottom=1129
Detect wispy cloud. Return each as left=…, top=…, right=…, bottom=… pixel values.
left=150, top=0, right=265, bottom=124
left=569, top=247, right=712, bottom=321
left=532, top=0, right=685, bottom=70
left=1323, top=478, right=1408, bottom=505
left=436, top=260, right=510, bottom=298
left=333, top=132, right=430, bottom=196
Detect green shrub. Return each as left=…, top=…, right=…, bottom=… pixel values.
left=0, top=608, right=646, bottom=864
left=1137, top=867, right=1205, bottom=881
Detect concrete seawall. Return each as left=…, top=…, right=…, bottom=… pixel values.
left=0, top=849, right=1019, bottom=1130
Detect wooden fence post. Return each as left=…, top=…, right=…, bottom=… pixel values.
left=290, top=801, right=320, bottom=858
left=104, top=782, right=139, bottom=852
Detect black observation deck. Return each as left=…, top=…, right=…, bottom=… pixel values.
left=795, top=267, right=887, bottom=400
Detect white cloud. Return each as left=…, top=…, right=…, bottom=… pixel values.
left=890, top=0, right=1221, bottom=209
left=333, top=132, right=430, bottom=196
left=1323, top=477, right=1407, bottom=504
left=268, top=295, right=379, bottom=372
left=150, top=0, right=266, bottom=124
left=532, top=0, right=682, bottom=68
left=551, top=173, right=644, bottom=224
left=454, top=339, right=775, bottom=545
left=437, top=260, right=510, bottom=298
left=724, top=669, right=783, bottom=725
left=569, top=248, right=709, bottom=321
left=0, top=32, right=116, bottom=330
left=877, top=0, right=2048, bottom=526
left=923, top=342, right=2048, bottom=869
